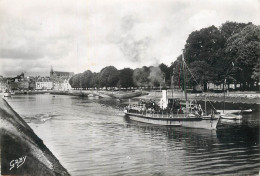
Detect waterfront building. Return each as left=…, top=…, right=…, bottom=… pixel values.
left=36, top=77, right=53, bottom=90
left=0, top=76, right=8, bottom=92
left=50, top=67, right=74, bottom=91
left=53, top=79, right=72, bottom=91
left=8, top=73, right=29, bottom=91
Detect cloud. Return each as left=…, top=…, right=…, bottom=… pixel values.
left=0, top=0, right=259, bottom=76
left=0, top=48, right=42, bottom=59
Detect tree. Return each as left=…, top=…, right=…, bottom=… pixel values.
left=98, top=66, right=119, bottom=88
left=81, top=70, right=93, bottom=89
left=184, top=25, right=225, bottom=90
left=91, top=72, right=99, bottom=88
left=69, top=74, right=82, bottom=89
left=133, top=66, right=150, bottom=87
left=159, top=63, right=170, bottom=85
left=118, top=68, right=134, bottom=88
left=220, top=21, right=250, bottom=40
left=225, top=24, right=260, bottom=90
left=171, top=55, right=182, bottom=88
left=251, top=60, right=260, bottom=90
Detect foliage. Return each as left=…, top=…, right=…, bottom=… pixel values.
left=118, top=68, right=134, bottom=88
left=98, top=66, right=119, bottom=88
left=225, top=24, right=260, bottom=89
left=220, top=21, right=250, bottom=40
left=184, top=25, right=225, bottom=89
left=81, top=70, right=93, bottom=89
left=69, top=74, right=82, bottom=88
left=171, top=55, right=182, bottom=87
left=182, top=21, right=259, bottom=90
left=133, top=66, right=150, bottom=87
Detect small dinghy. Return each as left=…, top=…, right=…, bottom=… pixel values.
left=4, top=92, right=11, bottom=97
left=220, top=113, right=242, bottom=120
left=217, top=109, right=252, bottom=115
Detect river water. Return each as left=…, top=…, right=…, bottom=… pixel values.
left=5, top=94, right=260, bottom=176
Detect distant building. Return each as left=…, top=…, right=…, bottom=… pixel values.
left=50, top=66, right=74, bottom=91
left=8, top=73, right=29, bottom=90
left=50, top=66, right=74, bottom=78
left=36, top=77, right=53, bottom=90
left=0, top=76, right=8, bottom=92
left=53, top=79, right=72, bottom=91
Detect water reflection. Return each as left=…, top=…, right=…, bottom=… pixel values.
left=124, top=119, right=259, bottom=175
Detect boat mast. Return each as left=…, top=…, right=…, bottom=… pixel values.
left=205, top=95, right=207, bottom=115
left=171, top=73, right=174, bottom=116
left=182, top=52, right=189, bottom=114
left=223, top=79, right=226, bottom=113
left=171, top=74, right=173, bottom=99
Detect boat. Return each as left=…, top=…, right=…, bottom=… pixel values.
left=216, top=109, right=244, bottom=120
left=124, top=109, right=220, bottom=129
left=88, top=93, right=94, bottom=97
left=4, top=92, right=11, bottom=97
left=216, top=109, right=252, bottom=115
left=3, top=89, right=11, bottom=97
left=124, top=91, right=220, bottom=130
left=219, top=112, right=242, bottom=120
left=216, top=63, right=247, bottom=120
left=124, top=54, right=220, bottom=130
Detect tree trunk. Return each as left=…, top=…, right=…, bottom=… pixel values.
left=250, top=82, right=254, bottom=91
left=242, top=82, right=246, bottom=91
left=203, top=82, right=207, bottom=92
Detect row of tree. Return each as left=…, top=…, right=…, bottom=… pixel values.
left=69, top=21, right=259, bottom=91
left=69, top=65, right=166, bottom=89
left=179, top=21, right=260, bottom=91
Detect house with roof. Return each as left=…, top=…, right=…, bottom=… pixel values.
left=50, top=66, right=74, bottom=91
left=35, top=77, right=53, bottom=90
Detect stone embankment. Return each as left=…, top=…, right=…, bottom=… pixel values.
left=0, top=97, right=70, bottom=176
left=138, top=90, right=260, bottom=104
left=193, top=92, right=260, bottom=104
left=4, top=89, right=259, bottom=103
left=50, top=90, right=146, bottom=99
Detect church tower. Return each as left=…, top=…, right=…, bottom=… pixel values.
left=50, top=66, right=54, bottom=77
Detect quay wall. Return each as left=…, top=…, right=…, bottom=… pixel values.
left=138, top=90, right=260, bottom=104
left=0, top=97, right=70, bottom=176
left=4, top=89, right=259, bottom=104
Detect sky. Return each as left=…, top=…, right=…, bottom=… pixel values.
left=0, top=0, right=259, bottom=77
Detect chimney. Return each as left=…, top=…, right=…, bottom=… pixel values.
left=161, top=88, right=168, bottom=109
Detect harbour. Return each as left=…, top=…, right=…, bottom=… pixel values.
left=0, top=0, right=259, bottom=175
left=4, top=94, right=260, bottom=176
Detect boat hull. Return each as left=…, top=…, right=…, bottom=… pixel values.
left=125, top=112, right=219, bottom=130
left=3, top=93, right=11, bottom=97
left=217, top=109, right=252, bottom=114
left=220, top=114, right=242, bottom=120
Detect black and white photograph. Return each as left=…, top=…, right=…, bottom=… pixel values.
left=0, top=0, right=259, bottom=175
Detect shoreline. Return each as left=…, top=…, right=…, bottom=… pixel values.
left=136, top=90, right=260, bottom=104
left=3, top=90, right=147, bottom=99
left=0, top=97, right=70, bottom=175
left=2, top=89, right=259, bottom=104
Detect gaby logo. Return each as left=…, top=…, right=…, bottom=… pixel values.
left=10, top=156, right=27, bottom=170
